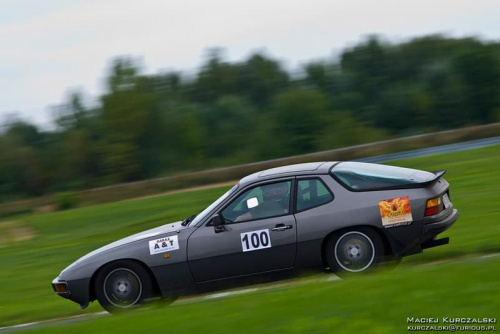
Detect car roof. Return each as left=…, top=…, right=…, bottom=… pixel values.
left=239, top=161, right=337, bottom=187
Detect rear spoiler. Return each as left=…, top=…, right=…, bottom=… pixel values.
left=424, top=170, right=446, bottom=185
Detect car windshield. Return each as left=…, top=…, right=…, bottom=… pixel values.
left=188, top=184, right=239, bottom=226
left=331, top=162, right=434, bottom=191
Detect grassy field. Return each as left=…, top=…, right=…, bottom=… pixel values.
left=25, top=255, right=500, bottom=333
left=0, top=144, right=499, bottom=331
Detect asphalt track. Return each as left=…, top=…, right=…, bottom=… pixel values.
left=1, top=136, right=499, bottom=333
left=356, top=136, right=500, bottom=163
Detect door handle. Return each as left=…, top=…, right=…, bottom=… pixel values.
left=271, top=223, right=293, bottom=231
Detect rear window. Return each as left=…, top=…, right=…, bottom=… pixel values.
left=330, top=162, right=435, bottom=191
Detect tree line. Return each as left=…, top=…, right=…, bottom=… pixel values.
left=1, top=34, right=499, bottom=200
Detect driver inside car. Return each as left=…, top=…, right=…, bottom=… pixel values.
left=235, top=182, right=290, bottom=222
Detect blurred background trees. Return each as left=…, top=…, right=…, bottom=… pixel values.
left=1, top=34, right=500, bottom=200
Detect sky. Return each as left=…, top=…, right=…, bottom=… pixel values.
left=1, top=0, right=500, bottom=128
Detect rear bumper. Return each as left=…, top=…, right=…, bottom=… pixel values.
left=52, top=276, right=91, bottom=309
left=421, top=209, right=459, bottom=246
left=382, top=208, right=459, bottom=257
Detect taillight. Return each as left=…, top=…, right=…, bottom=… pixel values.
left=425, top=196, right=444, bottom=216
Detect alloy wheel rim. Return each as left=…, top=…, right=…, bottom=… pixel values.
left=103, top=268, right=142, bottom=308
left=334, top=231, right=375, bottom=272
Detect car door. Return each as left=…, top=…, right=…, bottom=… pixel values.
left=187, top=180, right=297, bottom=282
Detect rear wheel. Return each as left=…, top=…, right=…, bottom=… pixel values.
left=95, top=261, right=154, bottom=313
left=326, top=228, right=384, bottom=277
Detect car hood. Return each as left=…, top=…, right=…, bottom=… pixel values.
left=61, top=221, right=185, bottom=275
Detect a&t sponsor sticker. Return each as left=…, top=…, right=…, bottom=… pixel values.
left=379, top=196, right=413, bottom=228
left=149, top=236, right=179, bottom=255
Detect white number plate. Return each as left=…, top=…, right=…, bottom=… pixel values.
left=241, top=229, right=272, bottom=252
left=442, top=193, right=451, bottom=209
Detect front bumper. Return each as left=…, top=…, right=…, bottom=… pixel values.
left=52, top=276, right=91, bottom=309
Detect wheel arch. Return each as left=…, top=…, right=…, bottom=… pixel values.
left=320, top=225, right=392, bottom=270
left=89, top=258, right=161, bottom=302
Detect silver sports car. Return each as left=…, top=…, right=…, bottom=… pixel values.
left=52, top=161, right=459, bottom=312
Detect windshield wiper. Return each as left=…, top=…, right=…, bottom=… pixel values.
left=181, top=214, right=197, bottom=226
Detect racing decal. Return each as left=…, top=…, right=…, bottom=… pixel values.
left=240, top=229, right=271, bottom=252
left=149, top=235, right=179, bottom=255
left=379, top=196, right=413, bottom=228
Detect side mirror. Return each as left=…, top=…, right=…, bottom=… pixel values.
left=212, top=214, right=225, bottom=233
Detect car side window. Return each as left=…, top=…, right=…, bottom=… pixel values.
left=221, top=181, right=291, bottom=223
left=296, top=179, right=333, bottom=212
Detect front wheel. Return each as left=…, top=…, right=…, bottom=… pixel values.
left=94, top=261, right=154, bottom=313
left=326, top=228, right=384, bottom=277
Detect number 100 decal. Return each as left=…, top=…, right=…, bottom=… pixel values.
left=241, top=229, right=272, bottom=252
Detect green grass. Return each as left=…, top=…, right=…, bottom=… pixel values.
left=389, top=145, right=500, bottom=259
left=25, top=255, right=500, bottom=333
left=0, top=145, right=499, bottom=329
left=0, top=187, right=231, bottom=327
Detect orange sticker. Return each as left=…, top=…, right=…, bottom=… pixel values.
left=379, top=196, right=413, bottom=228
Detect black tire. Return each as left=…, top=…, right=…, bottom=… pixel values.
left=326, top=228, right=385, bottom=277
left=94, top=260, right=154, bottom=313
